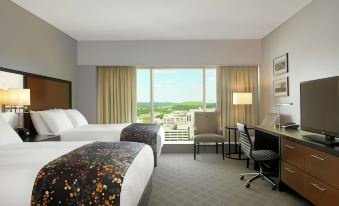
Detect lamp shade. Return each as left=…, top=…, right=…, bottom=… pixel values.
left=7, top=89, right=31, bottom=106
left=0, top=89, right=9, bottom=105
left=233, top=92, right=252, bottom=105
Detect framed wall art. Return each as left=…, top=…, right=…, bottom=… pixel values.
left=273, top=77, right=289, bottom=97
left=273, top=53, right=288, bottom=76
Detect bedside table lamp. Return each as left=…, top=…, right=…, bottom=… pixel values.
left=5, top=89, right=31, bottom=133
left=233, top=92, right=253, bottom=124
left=0, top=89, right=9, bottom=111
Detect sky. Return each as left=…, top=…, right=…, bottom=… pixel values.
left=137, top=68, right=216, bottom=103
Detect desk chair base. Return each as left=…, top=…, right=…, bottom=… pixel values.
left=240, top=163, right=277, bottom=190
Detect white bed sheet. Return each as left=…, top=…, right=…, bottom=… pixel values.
left=60, top=124, right=165, bottom=157
left=0, top=142, right=153, bottom=206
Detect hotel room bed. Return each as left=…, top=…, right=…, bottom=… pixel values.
left=0, top=141, right=154, bottom=206
left=30, top=110, right=165, bottom=166
left=0, top=115, right=154, bottom=206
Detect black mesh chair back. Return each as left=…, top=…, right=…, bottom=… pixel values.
left=237, top=122, right=253, bottom=159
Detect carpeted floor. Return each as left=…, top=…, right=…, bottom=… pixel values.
left=148, top=153, right=312, bottom=206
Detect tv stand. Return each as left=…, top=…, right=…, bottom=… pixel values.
left=303, top=134, right=339, bottom=146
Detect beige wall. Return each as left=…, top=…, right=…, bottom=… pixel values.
left=77, top=40, right=262, bottom=122
left=0, top=1, right=78, bottom=106
left=78, top=40, right=262, bottom=66
left=260, top=0, right=339, bottom=124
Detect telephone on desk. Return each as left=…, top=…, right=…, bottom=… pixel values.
left=281, top=122, right=299, bottom=129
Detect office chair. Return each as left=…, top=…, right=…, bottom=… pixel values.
left=193, top=111, right=225, bottom=160
left=237, top=122, right=278, bottom=190
left=244, top=112, right=279, bottom=168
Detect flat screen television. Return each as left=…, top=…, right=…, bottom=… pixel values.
left=300, top=76, right=339, bottom=145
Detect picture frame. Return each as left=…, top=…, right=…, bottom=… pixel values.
left=273, top=77, right=289, bottom=97
left=273, top=53, right=288, bottom=76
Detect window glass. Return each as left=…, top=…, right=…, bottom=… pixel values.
left=136, top=68, right=151, bottom=123
left=153, top=69, right=203, bottom=141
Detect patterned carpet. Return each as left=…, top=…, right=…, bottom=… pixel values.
left=148, top=153, right=312, bottom=206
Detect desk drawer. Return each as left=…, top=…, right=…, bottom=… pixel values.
left=304, top=173, right=339, bottom=206
left=281, top=161, right=304, bottom=194
left=281, top=138, right=305, bottom=169
left=304, top=147, right=339, bottom=189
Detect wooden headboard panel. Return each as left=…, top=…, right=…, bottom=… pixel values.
left=24, top=75, right=72, bottom=134
left=25, top=75, right=71, bottom=110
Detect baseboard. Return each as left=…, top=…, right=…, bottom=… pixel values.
left=162, top=143, right=238, bottom=153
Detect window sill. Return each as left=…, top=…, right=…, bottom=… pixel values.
left=164, top=141, right=236, bottom=145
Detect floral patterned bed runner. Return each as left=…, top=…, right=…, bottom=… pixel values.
left=31, top=142, right=145, bottom=206
left=120, top=123, right=160, bottom=166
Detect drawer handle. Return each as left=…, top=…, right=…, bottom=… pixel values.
left=285, top=168, right=295, bottom=173
left=284, top=144, right=295, bottom=149
left=310, top=154, right=326, bottom=161
left=311, top=183, right=327, bottom=191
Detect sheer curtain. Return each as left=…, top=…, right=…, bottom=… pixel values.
left=216, top=66, right=259, bottom=137
left=97, top=66, right=137, bottom=124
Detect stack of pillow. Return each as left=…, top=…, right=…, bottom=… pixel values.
left=30, top=109, right=88, bottom=135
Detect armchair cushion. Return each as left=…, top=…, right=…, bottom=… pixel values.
left=194, top=134, right=225, bottom=143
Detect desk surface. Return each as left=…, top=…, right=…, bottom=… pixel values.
left=225, top=125, right=254, bottom=129
left=255, top=125, right=339, bottom=157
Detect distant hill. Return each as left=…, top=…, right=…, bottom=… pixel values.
left=137, top=101, right=216, bottom=116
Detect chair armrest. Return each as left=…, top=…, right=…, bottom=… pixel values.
left=193, top=126, right=199, bottom=135
left=218, top=128, right=224, bottom=136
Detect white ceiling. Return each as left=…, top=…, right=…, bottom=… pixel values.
left=11, top=0, right=312, bottom=40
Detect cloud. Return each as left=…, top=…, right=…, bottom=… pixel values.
left=154, top=83, right=161, bottom=88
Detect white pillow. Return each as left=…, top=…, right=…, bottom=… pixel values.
left=0, top=116, right=23, bottom=145
left=40, top=110, right=74, bottom=135
left=0, top=112, right=19, bottom=128
left=30, top=111, right=53, bottom=135
left=63, top=109, right=88, bottom=127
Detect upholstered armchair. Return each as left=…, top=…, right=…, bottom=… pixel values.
left=193, top=111, right=225, bottom=160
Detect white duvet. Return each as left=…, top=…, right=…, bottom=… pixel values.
left=60, top=123, right=165, bottom=157
left=0, top=142, right=154, bottom=206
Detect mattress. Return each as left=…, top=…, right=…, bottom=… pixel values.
left=60, top=123, right=165, bottom=157
left=0, top=141, right=154, bottom=206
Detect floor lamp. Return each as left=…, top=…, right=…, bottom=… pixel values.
left=233, top=92, right=253, bottom=124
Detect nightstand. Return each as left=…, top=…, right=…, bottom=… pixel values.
left=21, top=134, right=61, bottom=142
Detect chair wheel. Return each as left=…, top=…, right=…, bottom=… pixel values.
left=272, top=185, right=277, bottom=190
left=245, top=183, right=250, bottom=188
left=240, top=175, right=244, bottom=180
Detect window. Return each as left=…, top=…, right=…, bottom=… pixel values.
left=137, top=68, right=151, bottom=123
left=136, top=66, right=217, bottom=141
left=205, top=68, right=217, bottom=111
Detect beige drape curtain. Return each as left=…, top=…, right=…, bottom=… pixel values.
left=217, top=66, right=259, bottom=138
left=97, top=66, right=137, bottom=124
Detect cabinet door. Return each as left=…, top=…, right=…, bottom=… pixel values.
left=281, top=138, right=305, bottom=169
left=304, top=147, right=339, bottom=189
left=281, top=161, right=304, bottom=195
left=304, top=173, right=339, bottom=206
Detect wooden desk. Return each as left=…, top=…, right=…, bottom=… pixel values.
left=255, top=126, right=339, bottom=206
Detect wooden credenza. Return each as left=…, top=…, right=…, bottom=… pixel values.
left=255, top=126, right=339, bottom=206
